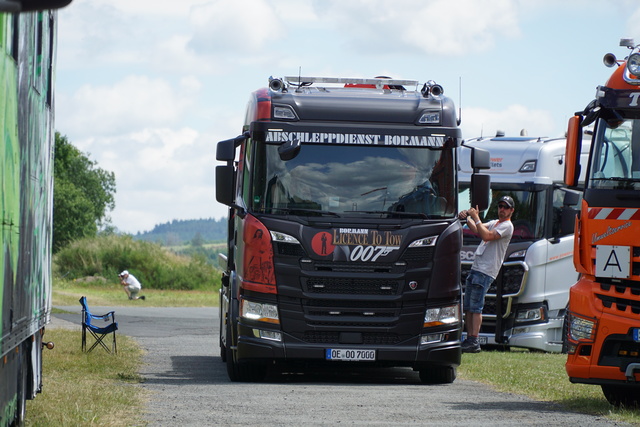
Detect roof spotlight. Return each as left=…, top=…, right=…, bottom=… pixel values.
left=421, top=80, right=444, bottom=98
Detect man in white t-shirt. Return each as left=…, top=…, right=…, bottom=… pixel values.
left=119, top=270, right=146, bottom=300
left=458, top=195, right=514, bottom=353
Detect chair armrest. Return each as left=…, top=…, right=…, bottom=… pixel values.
left=89, top=311, right=116, bottom=321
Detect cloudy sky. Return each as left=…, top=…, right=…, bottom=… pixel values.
left=55, top=0, right=640, bottom=234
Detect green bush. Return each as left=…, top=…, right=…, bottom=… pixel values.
left=54, top=234, right=221, bottom=291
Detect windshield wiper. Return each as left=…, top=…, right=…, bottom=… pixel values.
left=351, top=210, right=428, bottom=219
left=593, top=176, right=640, bottom=182
left=266, top=207, right=341, bottom=217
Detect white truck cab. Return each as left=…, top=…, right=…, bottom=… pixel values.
left=458, top=133, right=589, bottom=352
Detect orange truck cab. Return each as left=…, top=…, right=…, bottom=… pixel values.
left=564, top=38, right=640, bottom=407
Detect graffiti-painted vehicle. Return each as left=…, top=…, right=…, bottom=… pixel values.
left=1, top=1, right=72, bottom=425
left=215, top=76, right=490, bottom=383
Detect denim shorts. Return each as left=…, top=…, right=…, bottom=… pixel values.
left=463, top=270, right=494, bottom=313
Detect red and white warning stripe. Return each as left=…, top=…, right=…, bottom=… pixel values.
left=588, top=207, right=640, bottom=220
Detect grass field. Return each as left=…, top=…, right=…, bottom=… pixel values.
left=52, top=280, right=217, bottom=307
left=458, top=350, right=639, bottom=425
left=26, top=329, right=145, bottom=426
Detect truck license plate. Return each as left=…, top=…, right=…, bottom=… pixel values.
left=326, top=349, right=376, bottom=361
left=634, top=329, right=640, bottom=343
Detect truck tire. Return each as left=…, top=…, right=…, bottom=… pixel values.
left=225, top=323, right=267, bottom=382
left=219, top=313, right=227, bottom=363
left=601, top=384, right=640, bottom=408
left=560, top=308, right=569, bottom=354
left=219, top=337, right=227, bottom=363
left=15, top=346, right=28, bottom=426
left=419, top=365, right=456, bottom=384
left=226, top=347, right=267, bottom=382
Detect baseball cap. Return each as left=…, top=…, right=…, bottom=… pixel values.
left=119, top=270, right=129, bottom=277
left=498, top=196, right=514, bottom=208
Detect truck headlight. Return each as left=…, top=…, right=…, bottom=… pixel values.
left=515, top=306, right=545, bottom=323
left=410, top=235, right=438, bottom=247
left=568, top=313, right=595, bottom=341
left=241, top=299, right=280, bottom=324
left=424, top=304, right=460, bottom=327
left=627, top=52, right=640, bottom=77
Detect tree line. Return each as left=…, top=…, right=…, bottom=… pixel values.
left=134, top=218, right=227, bottom=246
left=53, top=133, right=116, bottom=252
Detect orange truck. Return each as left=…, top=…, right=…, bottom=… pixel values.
left=564, top=38, right=640, bottom=407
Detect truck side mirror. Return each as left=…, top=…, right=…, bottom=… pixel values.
left=562, top=189, right=581, bottom=207
left=278, top=137, right=301, bottom=161
left=216, top=165, right=235, bottom=206
left=468, top=146, right=491, bottom=211
left=558, top=189, right=581, bottom=236
left=470, top=173, right=490, bottom=212
left=564, top=115, right=583, bottom=187
left=0, top=0, right=72, bottom=12
left=471, top=147, right=491, bottom=170
left=217, top=139, right=237, bottom=162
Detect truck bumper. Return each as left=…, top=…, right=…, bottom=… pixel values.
left=565, top=278, right=640, bottom=385
left=236, top=324, right=461, bottom=368
left=465, top=318, right=564, bottom=353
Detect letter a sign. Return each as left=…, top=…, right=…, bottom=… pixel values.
left=595, top=245, right=631, bottom=279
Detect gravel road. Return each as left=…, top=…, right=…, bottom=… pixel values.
left=51, top=306, right=629, bottom=426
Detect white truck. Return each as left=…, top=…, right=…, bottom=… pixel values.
left=458, top=133, right=589, bottom=352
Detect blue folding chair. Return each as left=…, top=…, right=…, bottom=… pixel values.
left=79, top=296, right=118, bottom=354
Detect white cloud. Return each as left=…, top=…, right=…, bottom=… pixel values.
left=72, top=127, right=226, bottom=234
left=312, top=0, right=521, bottom=55
left=187, top=0, right=286, bottom=55
left=57, top=76, right=200, bottom=137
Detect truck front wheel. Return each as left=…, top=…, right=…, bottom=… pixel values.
left=226, top=347, right=267, bottom=382
left=225, top=323, right=267, bottom=382
left=602, top=384, right=640, bottom=408
left=419, top=365, right=456, bottom=384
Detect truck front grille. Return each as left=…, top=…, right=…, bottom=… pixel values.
left=461, top=262, right=526, bottom=297
left=599, top=333, right=640, bottom=369
left=304, top=278, right=399, bottom=295
left=597, top=294, right=640, bottom=315
left=302, top=331, right=401, bottom=345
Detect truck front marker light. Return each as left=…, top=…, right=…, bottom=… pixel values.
left=273, top=105, right=298, bottom=120
left=252, top=329, right=282, bottom=342
left=417, top=111, right=440, bottom=125
left=421, top=333, right=444, bottom=344
left=424, top=304, right=460, bottom=327
left=241, top=299, right=280, bottom=324
left=519, top=160, right=537, bottom=172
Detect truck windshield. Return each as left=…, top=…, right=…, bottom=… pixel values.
left=459, top=185, right=547, bottom=241
left=249, top=142, right=456, bottom=219
left=589, top=117, right=640, bottom=190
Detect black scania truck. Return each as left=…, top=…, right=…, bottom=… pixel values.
left=215, top=76, right=490, bottom=383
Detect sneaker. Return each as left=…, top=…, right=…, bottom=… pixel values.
left=139, top=295, right=146, bottom=300
left=461, top=338, right=481, bottom=353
